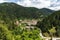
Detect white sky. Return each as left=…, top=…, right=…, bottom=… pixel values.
left=0, top=0, right=60, bottom=10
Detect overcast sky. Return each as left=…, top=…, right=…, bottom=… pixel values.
left=0, top=0, right=60, bottom=10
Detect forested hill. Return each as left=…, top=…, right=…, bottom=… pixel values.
left=0, top=2, right=54, bottom=20
left=40, top=8, right=54, bottom=15
left=37, top=11, right=60, bottom=37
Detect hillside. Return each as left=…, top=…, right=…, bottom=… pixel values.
left=40, top=8, right=54, bottom=15
left=0, top=2, right=54, bottom=20
left=36, top=10, right=60, bottom=37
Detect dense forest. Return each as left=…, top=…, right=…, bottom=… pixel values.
left=37, top=11, right=60, bottom=37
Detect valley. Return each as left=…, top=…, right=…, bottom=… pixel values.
left=0, top=2, right=60, bottom=40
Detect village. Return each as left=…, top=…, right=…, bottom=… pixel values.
left=14, top=19, right=60, bottom=40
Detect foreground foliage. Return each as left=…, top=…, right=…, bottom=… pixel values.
left=0, top=23, right=42, bottom=40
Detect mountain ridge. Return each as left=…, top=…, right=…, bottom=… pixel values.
left=0, top=3, right=53, bottom=16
